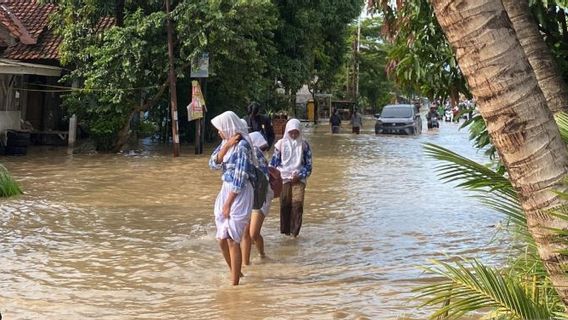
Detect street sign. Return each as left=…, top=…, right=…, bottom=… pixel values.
left=190, top=53, right=209, bottom=78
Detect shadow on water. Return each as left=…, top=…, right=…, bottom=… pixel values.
left=0, top=118, right=507, bottom=319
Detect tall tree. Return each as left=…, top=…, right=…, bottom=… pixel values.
left=50, top=0, right=277, bottom=151
left=503, top=0, right=568, bottom=114
left=430, top=0, right=568, bottom=305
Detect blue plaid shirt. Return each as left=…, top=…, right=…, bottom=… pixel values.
left=209, top=140, right=255, bottom=194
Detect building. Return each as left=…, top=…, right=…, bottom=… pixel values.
left=0, top=0, right=112, bottom=147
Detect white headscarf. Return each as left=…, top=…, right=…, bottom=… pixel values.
left=275, top=118, right=304, bottom=179
left=250, top=131, right=268, bottom=150
left=211, top=111, right=257, bottom=165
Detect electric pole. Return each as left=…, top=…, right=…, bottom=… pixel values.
left=166, top=0, right=180, bottom=157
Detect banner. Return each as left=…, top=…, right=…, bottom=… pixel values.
left=188, top=80, right=205, bottom=121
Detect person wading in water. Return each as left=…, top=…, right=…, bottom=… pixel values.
left=241, top=132, right=274, bottom=264
left=209, top=111, right=257, bottom=285
left=245, top=102, right=275, bottom=150
left=270, top=119, right=313, bottom=237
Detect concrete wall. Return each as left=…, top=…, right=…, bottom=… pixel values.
left=0, top=111, right=21, bottom=145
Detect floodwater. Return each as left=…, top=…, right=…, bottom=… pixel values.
left=0, top=117, right=508, bottom=319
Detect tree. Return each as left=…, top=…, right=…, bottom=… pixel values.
left=307, top=0, right=362, bottom=100
left=375, top=0, right=469, bottom=104
left=333, top=18, right=394, bottom=111
left=49, top=0, right=278, bottom=151
left=272, top=0, right=362, bottom=111
left=430, top=0, right=568, bottom=305
left=503, top=0, right=568, bottom=114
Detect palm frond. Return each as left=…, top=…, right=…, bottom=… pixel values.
left=416, top=259, right=555, bottom=320
left=0, top=164, right=22, bottom=197
left=424, top=143, right=517, bottom=204
left=474, top=194, right=525, bottom=227
left=554, top=112, right=568, bottom=144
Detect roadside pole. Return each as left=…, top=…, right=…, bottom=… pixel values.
left=166, top=0, right=180, bottom=157
left=67, top=80, right=78, bottom=155
left=189, top=53, right=208, bottom=155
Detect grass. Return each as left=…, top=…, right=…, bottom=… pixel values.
left=0, top=164, right=22, bottom=197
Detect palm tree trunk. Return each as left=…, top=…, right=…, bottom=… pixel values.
left=502, top=0, right=568, bottom=114
left=431, top=0, right=568, bottom=305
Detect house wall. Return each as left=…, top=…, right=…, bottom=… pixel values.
left=0, top=110, right=20, bottom=144
left=0, top=74, right=21, bottom=144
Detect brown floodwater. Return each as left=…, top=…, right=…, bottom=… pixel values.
left=0, top=118, right=507, bottom=319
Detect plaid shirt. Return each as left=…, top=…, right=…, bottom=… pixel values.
left=209, top=140, right=255, bottom=194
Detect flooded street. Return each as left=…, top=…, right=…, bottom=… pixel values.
left=0, top=118, right=507, bottom=319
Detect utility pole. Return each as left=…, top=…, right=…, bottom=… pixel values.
left=166, top=0, right=180, bottom=157
left=355, top=16, right=361, bottom=102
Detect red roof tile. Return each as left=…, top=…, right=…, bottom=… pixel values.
left=3, top=0, right=55, bottom=38
left=0, top=1, right=114, bottom=62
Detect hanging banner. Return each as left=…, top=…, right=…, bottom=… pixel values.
left=187, top=80, right=205, bottom=121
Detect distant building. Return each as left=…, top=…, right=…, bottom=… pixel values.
left=0, top=0, right=113, bottom=146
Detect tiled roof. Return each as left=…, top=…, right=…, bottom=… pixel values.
left=0, top=0, right=57, bottom=61
left=0, top=1, right=114, bottom=62
left=0, top=5, right=26, bottom=42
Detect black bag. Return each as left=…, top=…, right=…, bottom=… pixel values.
left=251, top=166, right=269, bottom=210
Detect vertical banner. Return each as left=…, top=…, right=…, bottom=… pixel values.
left=187, top=80, right=205, bottom=121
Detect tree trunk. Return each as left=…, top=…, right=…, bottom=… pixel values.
left=115, top=0, right=125, bottom=27
left=111, top=110, right=136, bottom=153
left=431, top=0, right=568, bottom=304
left=502, top=0, right=568, bottom=114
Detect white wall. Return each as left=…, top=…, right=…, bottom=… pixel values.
left=0, top=110, right=21, bottom=145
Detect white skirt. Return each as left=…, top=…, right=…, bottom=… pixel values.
left=257, top=187, right=274, bottom=217
left=214, top=181, right=253, bottom=243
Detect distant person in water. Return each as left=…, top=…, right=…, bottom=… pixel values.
left=209, top=111, right=256, bottom=285
left=329, top=109, right=342, bottom=134
left=270, top=119, right=313, bottom=237
left=245, top=102, right=276, bottom=149
left=351, top=108, right=363, bottom=134
left=241, top=131, right=274, bottom=264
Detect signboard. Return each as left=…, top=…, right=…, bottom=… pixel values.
left=190, top=53, right=209, bottom=78
left=187, top=80, right=205, bottom=121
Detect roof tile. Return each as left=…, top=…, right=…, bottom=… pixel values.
left=0, top=1, right=114, bottom=62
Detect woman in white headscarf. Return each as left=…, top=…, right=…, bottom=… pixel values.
left=269, top=119, right=313, bottom=237
left=241, top=131, right=274, bottom=265
left=209, top=111, right=255, bottom=285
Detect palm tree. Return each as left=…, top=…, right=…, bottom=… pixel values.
left=421, top=143, right=567, bottom=319
left=503, top=0, right=568, bottom=114
left=430, top=0, right=568, bottom=304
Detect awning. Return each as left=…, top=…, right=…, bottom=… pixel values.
left=0, top=58, right=61, bottom=77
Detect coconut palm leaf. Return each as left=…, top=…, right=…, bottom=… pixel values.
left=424, top=143, right=514, bottom=196
left=554, top=112, right=568, bottom=144
left=0, top=164, right=22, bottom=197
left=424, top=143, right=520, bottom=226
left=416, top=259, right=556, bottom=320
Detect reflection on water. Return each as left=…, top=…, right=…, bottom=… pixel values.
left=0, top=118, right=506, bottom=319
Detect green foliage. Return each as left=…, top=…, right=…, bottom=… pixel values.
left=417, top=259, right=560, bottom=320
left=273, top=0, right=362, bottom=97
left=0, top=164, right=22, bottom=198
left=421, top=142, right=568, bottom=319
left=50, top=0, right=360, bottom=149
left=382, top=0, right=469, bottom=101
left=332, top=17, right=396, bottom=111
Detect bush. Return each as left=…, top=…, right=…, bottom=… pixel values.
left=0, top=164, right=22, bottom=197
